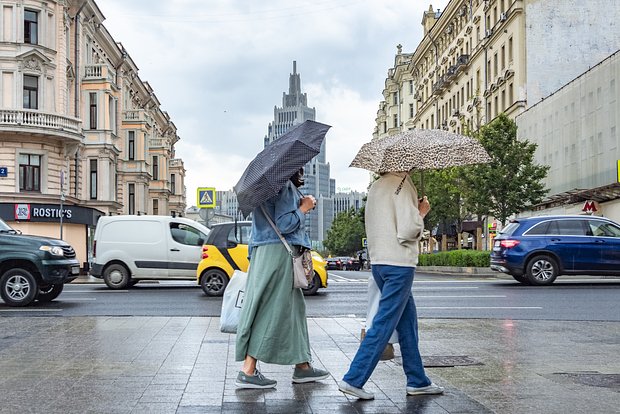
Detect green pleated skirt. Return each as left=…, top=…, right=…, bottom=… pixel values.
left=235, top=243, right=311, bottom=365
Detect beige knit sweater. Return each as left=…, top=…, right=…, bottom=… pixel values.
left=365, top=172, right=425, bottom=267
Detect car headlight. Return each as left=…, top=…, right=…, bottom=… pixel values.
left=40, top=245, right=65, bottom=256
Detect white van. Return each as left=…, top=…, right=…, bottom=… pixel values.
left=90, top=215, right=210, bottom=289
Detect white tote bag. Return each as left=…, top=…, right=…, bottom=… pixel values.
left=220, top=270, right=248, bottom=334
left=366, top=276, right=398, bottom=343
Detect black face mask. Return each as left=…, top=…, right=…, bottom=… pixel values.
left=291, top=169, right=305, bottom=188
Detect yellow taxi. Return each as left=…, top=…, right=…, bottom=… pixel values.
left=196, top=221, right=328, bottom=296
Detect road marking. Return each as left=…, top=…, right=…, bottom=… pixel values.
left=64, top=290, right=129, bottom=293
left=415, top=287, right=479, bottom=290
left=60, top=298, right=96, bottom=301
left=416, top=295, right=506, bottom=298
left=0, top=308, right=62, bottom=312
left=418, top=306, right=542, bottom=309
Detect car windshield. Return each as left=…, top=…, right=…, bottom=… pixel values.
left=0, top=217, right=16, bottom=233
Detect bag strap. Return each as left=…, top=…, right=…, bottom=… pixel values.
left=260, top=205, right=294, bottom=257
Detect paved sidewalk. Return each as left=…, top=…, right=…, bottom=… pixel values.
left=0, top=316, right=618, bottom=413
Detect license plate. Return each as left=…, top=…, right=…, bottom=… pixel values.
left=71, top=266, right=80, bottom=275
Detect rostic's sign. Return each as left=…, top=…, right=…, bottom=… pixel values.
left=15, top=204, right=73, bottom=220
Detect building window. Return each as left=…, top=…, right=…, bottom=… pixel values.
left=409, top=80, right=414, bottom=94
left=501, top=45, right=506, bottom=71
left=24, top=9, right=38, bottom=44
left=393, top=114, right=398, bottom=128
left=89, top=93, right=97, bottom=129
left=128, top=183, right=135, bottom=214
left=494, top=53, right=498, bottom=78
left=393, top=93, right=398, bottom=105
left=153, top=199, right=158, bottom=215
left=19, top=154, right=41, bottom=192
left=383, top=121, right=387, bottom=133
left=89, top=159, right=97, bottom=199
left=509, top=82, right=514, bottom=104
left=152, top=156, right=158, bottom=180
left=508, top=37, right=513, bottom=62
left=23, top=75, right=38, bottom=109
left=409, top=103, right=414, bottom=118
left=170, top=173, right=176, bottom=194
left=128, top=131, right=135, bottom=160
left=501, top=90, right=506, bottom=112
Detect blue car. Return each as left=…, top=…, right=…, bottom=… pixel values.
left=490, top=215, right=620, bottom=285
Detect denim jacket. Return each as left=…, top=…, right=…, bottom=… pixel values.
left=248, top=180, right=311, bottom=258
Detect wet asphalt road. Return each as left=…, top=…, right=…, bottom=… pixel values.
left=1, top=272, right=618, bottom=321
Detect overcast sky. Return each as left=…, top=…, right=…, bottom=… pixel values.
left=100, top=1, right=449, bottom=206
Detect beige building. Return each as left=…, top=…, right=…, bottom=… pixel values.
left=374, top=0, right=620, bottom=246
left=516, top=51, right=620, bottom=221
left=0, top=0, right=186, bottom=269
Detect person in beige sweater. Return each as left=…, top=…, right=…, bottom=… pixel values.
left=339, top=172, right=444, bottom=400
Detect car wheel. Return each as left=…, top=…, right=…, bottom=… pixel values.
left=0, top=268, right=38, bottom=307
left=37, top=283, right=64, bottom=302
left=201, top=269, right=229, bottom=297
left=103, top=264, right=130, bottom=289
left=302, top=273, right=321, bottom=296
left=525, top=255, right=558, bottom=285
left=342, top=265, right=347, bottom=271
left=511, top=274, right=531, bottom=285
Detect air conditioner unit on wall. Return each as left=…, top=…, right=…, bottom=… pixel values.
left=500, top=12, right=508, bottom=22
left=485, top=29, right=493, bottom=38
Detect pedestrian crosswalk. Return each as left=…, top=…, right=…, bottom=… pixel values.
left=328, top=274, right=367, bottom=283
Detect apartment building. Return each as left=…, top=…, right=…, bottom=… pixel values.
left=376, top=0, right=620, bottom=137
left=0, top=0, right=186, bottom=268
left=374, top=0, right=620, bottom=246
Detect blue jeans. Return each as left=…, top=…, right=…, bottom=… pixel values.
left=342, top=264, right=431, bottom=388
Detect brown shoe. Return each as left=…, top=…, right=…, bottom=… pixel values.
left=380, top=343, right=395, bottom=360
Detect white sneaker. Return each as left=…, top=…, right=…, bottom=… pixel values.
left=338, top=380, right=375, bottom=400
left=406, top=382, right=444, bottom=396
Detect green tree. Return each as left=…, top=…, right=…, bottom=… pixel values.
left=463, top=114, right=549, bottom=225
left=323, top=208, right=365, bottom=256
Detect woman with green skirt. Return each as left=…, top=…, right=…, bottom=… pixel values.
left=235, top=169, right=330, bottom=389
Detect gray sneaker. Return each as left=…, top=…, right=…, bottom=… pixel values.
left=338, top=380, right=375, bottom=400
left=292, top=365, right=330, bottom=383
left=406, top=382, right=444, bottom=396
left=235, top=370, right=277, bottom=389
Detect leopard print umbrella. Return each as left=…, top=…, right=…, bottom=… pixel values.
left=349, top=129, right=490, bottom=172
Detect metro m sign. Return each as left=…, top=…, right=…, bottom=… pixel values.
left=582, top=200, right=598, bottom=214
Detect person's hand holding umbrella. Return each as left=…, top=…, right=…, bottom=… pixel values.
left=418, top=195, right=431, bottom=218
left=299, top=195, right=317, bottom=213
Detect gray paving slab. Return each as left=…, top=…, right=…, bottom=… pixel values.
left=0, top=316, right=618, bottom=413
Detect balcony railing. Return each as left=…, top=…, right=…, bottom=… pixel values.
left=457, top=54, right=470, bottom=67
left=0, top=109, right=81, bottom=138
left=149, top=138, right=166, bottom=148
left=84, top=64, right=116, bottom=83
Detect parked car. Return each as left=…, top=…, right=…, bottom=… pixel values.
left=0, top=217, right=80, bottom=307
left=196, top=221, right=328, bottom=296
left=490, top=215, right=620, bottom=285
left=326, top=257, right=343, bottom=270
left=90, top=215, right=210, bottom=289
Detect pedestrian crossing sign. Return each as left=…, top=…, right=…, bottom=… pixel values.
left=197, top=187, right=216, bottom=209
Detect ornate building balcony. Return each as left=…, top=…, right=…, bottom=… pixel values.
left=0, top=109, right=81, bottom=142
left=83, top=64, right=116, bottom=83
left=432, top=76, right=446, bottom=95
left=457, top=54, right=470, bottom=67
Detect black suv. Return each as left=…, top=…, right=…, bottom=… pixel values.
left=0, top=217, right=80, bottom=306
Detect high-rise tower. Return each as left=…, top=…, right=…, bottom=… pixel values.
left=264, top=61, right=335, bottom=247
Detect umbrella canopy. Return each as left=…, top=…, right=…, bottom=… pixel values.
left=234, top=120, right=331, bottom=217
left=349, top=129, right=490, bottom=173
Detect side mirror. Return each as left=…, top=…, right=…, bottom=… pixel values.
left=227, top=240, right=238, bottom=248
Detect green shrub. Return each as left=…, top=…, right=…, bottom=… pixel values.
left=418, top=250, right=490, bottom=267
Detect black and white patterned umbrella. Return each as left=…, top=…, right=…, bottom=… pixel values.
left=349, top=129, right=490, bottom=173
left=234, top=120, right=331, bottom=217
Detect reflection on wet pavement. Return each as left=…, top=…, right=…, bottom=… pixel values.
left=0, top=316, right=617, bottom=413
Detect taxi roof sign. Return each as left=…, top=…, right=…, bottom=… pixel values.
left=197, top=187, right=216, bottom=208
